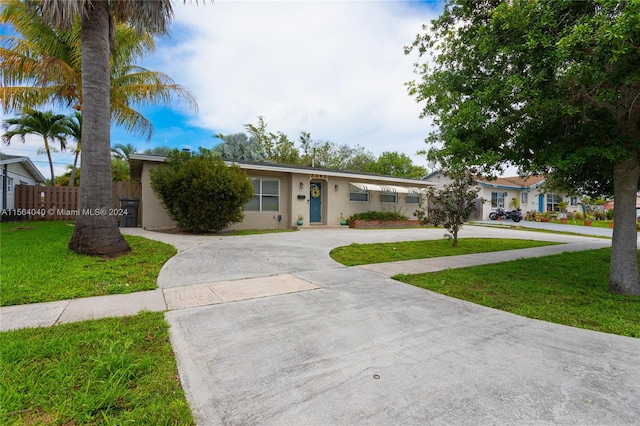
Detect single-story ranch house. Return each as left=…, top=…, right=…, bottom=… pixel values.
left=422, top=171, right=582, bottom=220
left=129, top=154, right=434, bottom=230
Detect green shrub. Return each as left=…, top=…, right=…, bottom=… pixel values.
left=149, top=149, right=254, bottom=233
left=574, top=211, right=584, bottom=220
left=605, top=208, right=614, bottom=220
left=347, top=211, right=408, bottom=221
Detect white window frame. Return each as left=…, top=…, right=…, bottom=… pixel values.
left=405, top=193, right=420, bottom=204
left=349, top=185, right=369, bottom=202
left=570, top=196, right=578, bottom=207
left=546, top=193, right=562, bottom=212
left=7, top=177, right=14, bottom=193
left=521, top=192, right=528, bottom=204
left=246, top=177, right=280, bottom=212
left=491, top=192, right=506, bottom=208
left=379, top=191, right=397, bottom=204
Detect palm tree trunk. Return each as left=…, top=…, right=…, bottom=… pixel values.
left=69, top=0, right=130, bottom=255
left=69, top=149, right=80, bottom=187
left=609, top=156, right=640, bottom=295
left=43, top=136, right=55, bottom=185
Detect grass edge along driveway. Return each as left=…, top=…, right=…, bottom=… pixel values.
left=1, top=221, right=176, bottom=306
left=329, top=238, right=561, bottom=266
left=330, top=239, right=639, bottom=338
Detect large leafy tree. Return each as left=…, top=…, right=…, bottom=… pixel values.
left=363, top=151, right=427, bottom=179
left=244, top=116, right=301, bottom=165
left=407, top=0, right=640, bottom=295
left=2, top=109, right=71, bottom=184
left=299, top=132, right=375, bottom=171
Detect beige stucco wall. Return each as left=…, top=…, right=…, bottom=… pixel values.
left=138, top=160, right=431, bottom=230
left=228, top=170, right=291, bottom=231
left=140, top=162, right=174, bottom=229
left=288, top=175, right=428, bottom=226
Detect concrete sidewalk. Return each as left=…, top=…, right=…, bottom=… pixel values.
left=0, top=274, right=319, bottom=332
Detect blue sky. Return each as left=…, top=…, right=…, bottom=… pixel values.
left=2, top=0, right=445, bottom=178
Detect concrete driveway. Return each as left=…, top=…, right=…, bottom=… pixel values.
left=160, top=227, right=640, bottom=425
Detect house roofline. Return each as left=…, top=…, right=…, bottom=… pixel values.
left=0, top=155, right=46, bottom=183
left=129, top=154, right=434, bottom=186
left=423, top=169, right=545, bottom=190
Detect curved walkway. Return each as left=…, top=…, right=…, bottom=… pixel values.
left=2, top=226, right=639, bottom=425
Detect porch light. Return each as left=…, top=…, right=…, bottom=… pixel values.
left=300, top=182, right=304, bottom=190
left=334, top=184, right=339, bottom=191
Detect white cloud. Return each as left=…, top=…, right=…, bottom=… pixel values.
left=2, top=1, right=441, bottom=178
left=152, top=0, right=438, bottom=166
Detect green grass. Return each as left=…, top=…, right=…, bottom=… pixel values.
left=545, top=219, right=613, bottom=228
left=330, top=238, right=561, bottom=266
left=0, top=311, right=194, bottom=425
left=0, top=221, right=176, bottom=306
left=394, top=248, right=640, bottom=337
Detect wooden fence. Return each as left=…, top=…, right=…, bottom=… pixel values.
left=12, top=182, right=142, bottom=223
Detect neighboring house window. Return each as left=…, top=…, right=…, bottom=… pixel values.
left=7, top=177, right=14, bottom=193
left=570, top=196, right=577, bottom=207
left=380, top=191, right=397, bottom=203
left=405, top=193, right=420, bottom=204
left=546, top=194, right=562, bottom=212
left=491, top=192, right=506, bottom=208
left=521, top=192, right=528, bottom=204
left=349, top=185, right=369, bottom=202
left=246, top=178, right=279, bottom=212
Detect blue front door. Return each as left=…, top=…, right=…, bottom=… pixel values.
left=538, top=194, right=544, bottom=213
left=310, top=182, right=322, bottom=223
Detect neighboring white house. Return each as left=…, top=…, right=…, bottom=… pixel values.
left=129, top=154, right=434, bottom=230
left=0, top=155, right=46, bottom=211
left=422, top=171, right=582, bottom=220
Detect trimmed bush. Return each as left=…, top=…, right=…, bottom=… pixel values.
left=149, top=149, right=254, bottom=233
left=347, top=211, right=408, bottom=221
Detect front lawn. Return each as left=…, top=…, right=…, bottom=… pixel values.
left=0, top=221, right=176, bottom=306
left=330, top=238, right=561, bottom=266
left=394, top=248, right=640, bottom=337
left=0, top=311, right=194, bottom=425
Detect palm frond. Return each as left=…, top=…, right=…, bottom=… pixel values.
left=110, top=99, right=154, bottom=139
left=40, top=0, right=83, bottom=29
left=112, top=0, right=174, bottom=35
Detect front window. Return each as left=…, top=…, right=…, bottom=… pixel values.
left=7, top=177, right=13, bottom=193
left=491, top=192, right=506, bottom=208
left=349, top=185, right=369, bottom=202
left=570, top=196, right=577, bottom=207
left=521, top=192, right=528, bottom=204
left=546, top=194, right=562, bottom=212
left=405, top=193, right=420, bottom=204
left=245, top=178, right=279, bottom=212
left=380, top=191, right=397, bottom=203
